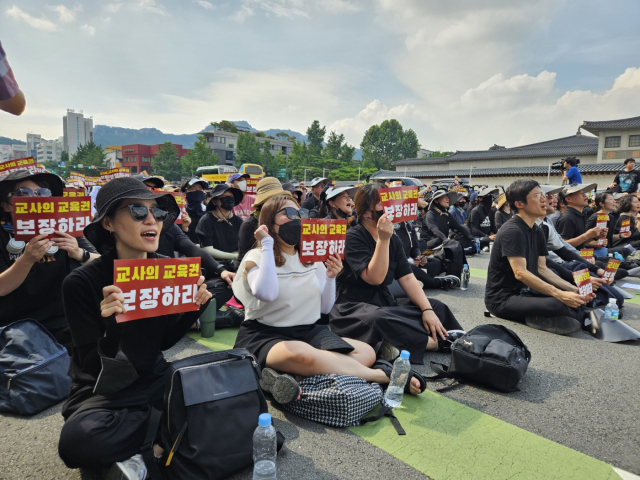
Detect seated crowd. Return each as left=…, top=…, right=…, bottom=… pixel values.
left=1, top=162, right=639, bottom=476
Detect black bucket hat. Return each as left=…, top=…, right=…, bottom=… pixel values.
left=84, top=177, right=179, bottom=254
left=428, top=189, right=458, bottom=210
left=0, top=169, right=65, bottom=199
left=133, top=174, right=165, bottom=189
left=205, top=184, right=243, bottom=211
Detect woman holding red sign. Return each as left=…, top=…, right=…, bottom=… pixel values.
left=613, top=195, right=640, bottom=247
left=330, top=184, right=465, bottom=366
left=233, top=194, right=425, bottom=405
left=58, top=177, right=212, bottom=473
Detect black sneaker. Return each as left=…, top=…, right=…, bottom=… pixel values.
left=437, top=330, right=466, bottom=353
left=525, top=315, right=581, bottom=335
left=215, top=307, right=244, bottom=329
left=439, top=275, right=461, bottom=290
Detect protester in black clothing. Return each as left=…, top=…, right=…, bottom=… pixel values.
left=330, top=184, right=464, bottom=364
left=237, top=178, right=292, bottom=263
left=422, top=189, right=473, bottom=248
left=300, top=177, right=328, bottom=213
left=609, top=158, right=639, bottom=194
left=316, top=185, right=356, bottom=220
left=57, top=177, right=212, bottom=472
left=0, top=170, right=99, bottom=350
left=556, top=183, right=603, bottom=251
left=282, top=182, right=304, bottom=204
left=485, top=179, right=593, bottom=335
left=586, top=192, right=618, bottom=248
left=196, top=184, right=243, bottom=271
left=613, top=195, right=640, bottom=247
left=495, top=193, right=513, bottom=231
left=181, top=177, right=208, bottom=244
left=469, top=187, right=498, bottom=249
left=465, top=191, right=478, bottom=215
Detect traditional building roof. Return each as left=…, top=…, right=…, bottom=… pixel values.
left=581, top=116, right=640, bottom=135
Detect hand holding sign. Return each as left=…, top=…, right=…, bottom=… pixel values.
left=377, top=213, right=394, bottom=241
left=325, top=253, right=343, bottom=279
left=572, top=269, right=593, bottom=297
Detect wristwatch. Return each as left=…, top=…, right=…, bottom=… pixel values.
left=80, top=248, right=90, bottom=264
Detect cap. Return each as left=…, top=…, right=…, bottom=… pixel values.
left=400, top=350, right=410, bottom=360
left=228, top=173, right=250, bottom=183
left=180, top=177, right=209, bottom=192
left=539, top=184, right=564, bottom=196
left=558, top=183, right=597, bottom=204
left=309, top=177, right=328, bottom=187
left=477, top=187, right=499, bottom=198
left=258, top=413, right=272, bottom=427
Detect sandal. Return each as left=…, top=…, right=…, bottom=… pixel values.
left=259, top=368, right=300, bottom=405
left=372, top=359, right=426, bottom=394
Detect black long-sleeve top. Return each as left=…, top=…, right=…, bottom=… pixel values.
left=157, top=224, right=222, bottom=276
left=422, top=208, right=472, bottom=245
left=395, top=221, right=421, bottom=258
left=237, top=214, right=259, bottom=264
left=469, top=205, right=497, bottom=238
left=61, top=249, right=209, bottom=418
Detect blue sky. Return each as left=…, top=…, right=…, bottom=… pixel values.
left=2, top=0, right=640, bottom=151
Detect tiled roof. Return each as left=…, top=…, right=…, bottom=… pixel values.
left=582, top=116, right=640, bottom=134
left=394, top=157, right=449, bottom=166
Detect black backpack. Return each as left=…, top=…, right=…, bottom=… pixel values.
left=159, top=348, right=282, bottom=480
left=428, top=324, right=531, bottom=393
left=433, top=238, right=465, bottom=278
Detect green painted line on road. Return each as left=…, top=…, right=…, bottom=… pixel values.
left=469, top=267, right=487, bottom=279
left=188, top=328, right=239, bottom=352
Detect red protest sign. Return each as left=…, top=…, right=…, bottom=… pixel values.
left=379, top=186, right=419, bottom=223
left=63, top=188, right=87, bottom=197
left=100, top=167, right=130, bottom=183
left=572, top=269, right=593, bottom=296
left=415, top=248, right=435, bottom=263
left=300, top=219, right=347, bottom=262
left=602, top=258, right=621, bottom=284
left=595, top=213, right=609, bottom=246
left=113, top=257, right=201, bottom=323
left=579, top=248, right=594, bottom=262
left=171, top=192, right=186, bottom=225
left=246, top=178, right=259, bottom=194
left=620, top=218, right=631, bottom=235
left=12, top=197, right=92, bottom=240
left=0, top=157, right=47, bottom=178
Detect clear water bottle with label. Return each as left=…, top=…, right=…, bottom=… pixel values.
left=460, top=264, right=470, bottom=291
left=253, top=413, right=277, bottom=480
left=384, top=350, right=411, bottom=408
left=604, top=298, right=619, bottom=322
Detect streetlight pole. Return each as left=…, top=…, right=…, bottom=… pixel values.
left=469, top=166, right=474, bottom=185
left=358, top=166, right=361, bottom=183
left=304, top=168, right=308, bottom=183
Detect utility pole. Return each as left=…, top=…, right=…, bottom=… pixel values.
left=469, top=166, right=474, bottom=185
left=304, top=168, right=308, bottom=183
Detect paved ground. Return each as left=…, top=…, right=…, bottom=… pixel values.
left=2, top=253, right=639, bottom=480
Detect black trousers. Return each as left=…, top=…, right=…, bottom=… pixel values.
left=410, top=260, right=443, bottom=289
left=487, top=294, right=582, bottom=323
left=206, top=277, right=234, bottom=308
left=58, top=406, right=155, bottom=469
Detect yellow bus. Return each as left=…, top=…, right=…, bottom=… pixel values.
left=196, top=165, right=238, bottom=184
left=238, top=164, right=264, bottom=179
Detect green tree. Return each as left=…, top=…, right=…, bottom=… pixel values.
left=181, top=135, right=219, bottom=176
left=428, top=151, right=453, bottom=158
left=235, top=132, right=261, bottom=167
left=255, top=132, right=267, bottom=138
left=209, top=120, right=238, bottom=133
left=275, top=132, right=289, bottom=141
left=360, top=119, right=421, bottom=170
left=401, top=129, right=420, bottom=159
left=306, top=120, right=326, bottom=158
left=60, top=150, right=69, bottom=165
left=323, top=131, right=356, bottom=163
left=70, top=141, right=108, bottom=172
left=152, top=142, right=182, bottom=181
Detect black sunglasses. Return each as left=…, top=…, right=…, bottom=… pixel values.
left=120, top=204, right=169, bottom=222
left=10, top=187, right=52, bottom=198
left=277, top=207, right=309, bottom=220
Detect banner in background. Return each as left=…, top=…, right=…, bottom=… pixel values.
left=63, top=188, right=87, bottom=197
left=100, top=167, right=130, bottom=183
left=12, top=197, right=91, bottom=240
left=0, top=157, right=47, bottom=179
left=246, top=178, right=259, bottom=194
left=378, top=186, right=419, bottom=223
left=300, top=219, right=347, bottom=262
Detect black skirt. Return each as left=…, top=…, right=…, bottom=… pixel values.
left=234, top=320, right=355, bottom=368
left=329, top=297, right=462, bottom=365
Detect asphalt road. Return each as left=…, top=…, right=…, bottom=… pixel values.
left=2, top=253, right=639, bottom=480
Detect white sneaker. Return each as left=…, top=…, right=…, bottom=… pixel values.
left=482, top=246, right=489, bottom=252
left=105, top=454, right=148, bottom=480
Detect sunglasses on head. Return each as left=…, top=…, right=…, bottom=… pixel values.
left=120, top=204, right=169, bottom=222
left=10, top=187, right=52, bottom=198
left=277, top=207, right=309, bottom=220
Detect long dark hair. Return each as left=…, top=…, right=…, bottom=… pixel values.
left=352, top=183, right=380, bottom=227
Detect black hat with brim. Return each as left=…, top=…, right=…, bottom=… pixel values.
left=83, top=177, right=179, bottom=255
left=205, top=184, right=243, bottom=211
left=0, top=169, right=65, bottom=198
left=133, top=174, right=165, bottom=189
left=428, top=189, right=458, bottom=210
left=181, top=177, right=209, bottom=192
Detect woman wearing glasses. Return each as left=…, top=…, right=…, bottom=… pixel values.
left=58, top=177, right=212, bottom=472
left=232, top=195, right=425, bottom=405
left=0, top=170, right=97, bottom=350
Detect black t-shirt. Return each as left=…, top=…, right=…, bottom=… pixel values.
left=196, top=211, right=243, bottom=252
left=336, top=223, right=412, bottom=307
left=586, top=211, right=615, bottom=247
left=61, top=249, right=206, bottom=417
left=157, top=223, right=222, bottom=278
left=469, top=205, right=497, bottom=237
left=495, top=210, right=513, bottom=231
left=300, top=195, right=320, bottom=211
left=237, top=214, right=259, bottom=263
left=614, top=170, right=640, bottom=193
left=556, top=207, right=588, bottom=248
left=613, top=213, right=640, bottom=243
left=485, top=215, right=548, bottom=306
left=394, top=221, right=421, bottom=258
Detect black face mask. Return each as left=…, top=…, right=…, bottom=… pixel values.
left=277, top=219, right=301, bottom=246
left=219, top=197, right=236, bottom=211
left=186, top=190, right=205, bottom=206
left=371, top=209, right=383, bottom=222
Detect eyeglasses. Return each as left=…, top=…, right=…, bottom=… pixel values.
left=10, top=187, right=52, bottom=198
left=120, top=204, right=169, bottom=222
left=276, top=207, right=309, bottom=220
left=529, top=193, right=545, bottom=200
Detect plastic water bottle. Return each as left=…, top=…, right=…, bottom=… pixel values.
left=253, top=413, right=277, bottom=480
left=384, top=350, right=411, bottom=408
left=460, top=264, right=470, bottom=291
left=614, top=252, right=624, bottom=261
left=604, top=298, right=619, bottom=322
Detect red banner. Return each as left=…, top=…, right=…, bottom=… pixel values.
left=246, top=178, right=259, bottom=195
left=113, top=257, right=202, bottom=322
left=596, top=213, right=608, bottom=246
left=378, top=186, right=419, bottom=223
left=300, top=219, right=347, bottom=262
left=84, top=176, right=99, bottom=187
left=602, top=258, right=621, bottom=284
left=100, top=167, right=130, bottom=183
left=572, top=269, right=593, bottom=296
left=579, top=248, right=594, bottom=262
left=12, top=197, right=91, bottom=240
left=63, top=188, right=87, bottom=197
left=0, top=157, right=47, bottom=178
left=171, top=192, right=186, bottom=225
left=620, top=218, right=631, bottom=235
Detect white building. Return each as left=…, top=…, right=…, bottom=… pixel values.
left=63, top=109, right=94, bottom=156
left=105, top=149, right=122, bottom=169
left=36, top=138, right=64, bottom=164
left=9, top=144, right=27, bottom=161
left=26, top=133, right=42, bottom=159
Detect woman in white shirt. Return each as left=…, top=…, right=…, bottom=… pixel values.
left=233, top=195, right=424, bottom=404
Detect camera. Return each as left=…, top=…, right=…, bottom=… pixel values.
left=551, top=157, right=580, bottom=171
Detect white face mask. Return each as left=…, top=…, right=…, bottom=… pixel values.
left=237, top=180, right=247, bottom=192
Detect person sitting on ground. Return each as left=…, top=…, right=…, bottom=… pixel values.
left=485, top=179, right=593, bottom=335
left=237, top=178, right=292, bottom=264
left=232, top=195, right=423, bottom=404
left=196, top=184, right=243, bottom=272
left=609, top=158, right=639, bottom=195
left=465, top=191, right=478, bottom=215
left=0, top=170, right=99, bottom=350
left=301, top=177, right=328, bottom=215
left=57, top=177, right=213, bottom=472
left=494, top=193, right=513, bottom=231
left=469, top=187, right=499, bottom=250
left=228, top=173, right=255, bottom=221
left=562, top=157, right=582, bottom=184
left=181, top=177, right=209, bottom=244
left=613, top=195, right=640, bottom=248
left=556, top=183, right=605, bottom=255
left=316, top=185, right=357, bottom=221
left=448, top=194, right=468, bottom=226
left=422, top=189, right=474, bottom=249
left=330, top=184, right=465, bottom=366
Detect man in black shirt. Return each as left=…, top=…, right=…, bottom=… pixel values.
left=469, top=187, right=498, bottom=249
left=609, top=158, right=639, bottom=194
left=485, top=179, right=592, bottom=335
left=300, top=177, right=328, bottom=212
left=555, top=183, right=603, bottom=252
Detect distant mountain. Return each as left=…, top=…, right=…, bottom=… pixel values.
left=0, top=136, right=26, bottom=145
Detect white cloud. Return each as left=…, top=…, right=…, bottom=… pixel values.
left=234, top=0, right=362, bottom=20
left=133, top=0, right=167, bottom=16
left=6, top=5, right=58, bottom=31
left=47, top=4, right=83, bottom=23
left=104, top=3, right=123, bottom=13
left=195, top=0, right=215, bottom=10
left=460, top=71, right=556, bottom=110
left=80, top=24, right=95, bottom=35
left=235, top=4, right=254, bottom=22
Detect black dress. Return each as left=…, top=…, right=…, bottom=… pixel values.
left=329, top=224, right=462, bottom=364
